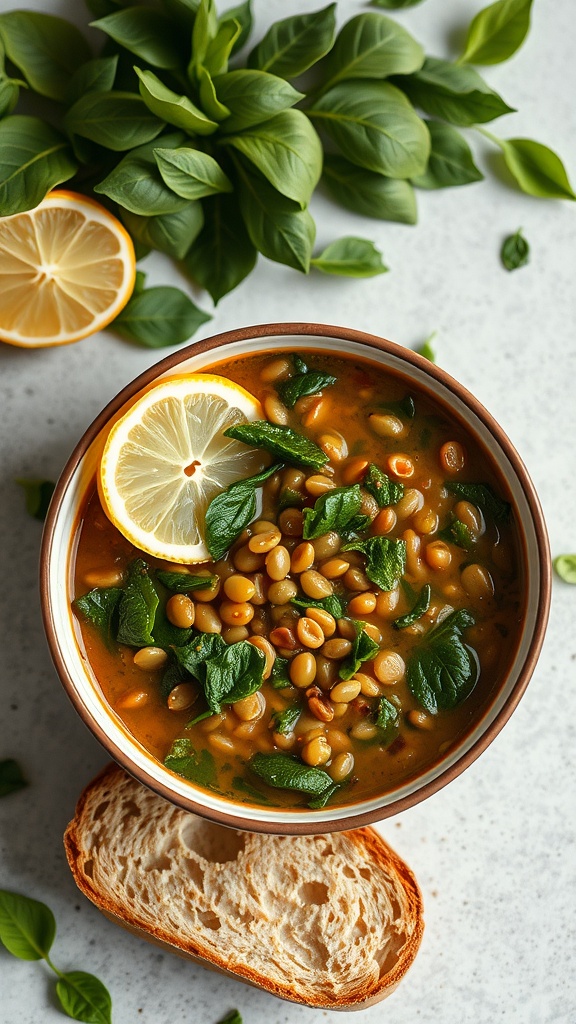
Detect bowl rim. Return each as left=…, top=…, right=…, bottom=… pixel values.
left=40, top=322, right=551, bottom=834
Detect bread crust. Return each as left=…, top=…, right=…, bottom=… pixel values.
left=64, top=763, right=424, bottom=1011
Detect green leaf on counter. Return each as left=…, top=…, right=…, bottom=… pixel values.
left=0, top=760, right=28, bottom=798
left=65, top=92, right=165, bottom=151
left=185, top=192, right=257, bottom=303
left=111, top=286, right=211, bottom=347
left=318, top=12, right=424, bottom=92
left=459, top=0, right=533, bottom=67
left=501, top=228, right=529, bottom=270
left=398, top=57, right=515, bottom=126
left=215, top=70, right=303, bottom=133
left=322, top=154, right=418, bottom=224
left=370, top=0, right=425, bottom=7
left=248, top=4, right=337, bottom=79
left=16, top=478, right=55, bottom=521
left=412, top=120, right=483, bottom=189
left=56, top=970, right=112, bottom=1024
left=0, top=890, right=56, bottom=960
left=90, top=8, right=184, bottom=70
left=302, top=485, right=363, bottom=539
left=553, top=554, right=576, bottom=585
left=417, top=332, right=436, bottom=361
left=311, top=237, right=388, bottom=277
left=339, top=623, right=380, bottom=680
left=343, top=536, right=407, bottom=591
left=249, top=753, right=332, bottom=796
left=491, top=136, right=576, bottom=200
left=217, top=1012, right=243, bottom=1024
left=445, top=481, right=510, bottom=521
left=116, top=559, right=159, bottom=647
left=0, top=11, right=91, bottom=102
left=363, top=465, right=404, bottom=508
left=0, top=117, right=77, bottom=216
left=407, top=608, right=477, bottom=712
left=164, top=738, right=217, bottom=787
left=225, top=421, right=328, bottom=470
left=205, top=463, right=281, bottom=560
left=393, top=584, right=431, bottom=629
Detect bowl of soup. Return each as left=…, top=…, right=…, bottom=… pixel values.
left=41, top=323, right=551, bottom=833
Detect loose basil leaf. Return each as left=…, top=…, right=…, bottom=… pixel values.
left=0, top=760, right=28, bottom=798
left=407, top=608, right=477, bottom=712
left=370, top=0, right=425, bottom=7
left=248, top=4, right=337, bottom=79
left=308, top=81, right=430, bottom=180
left=74, top=588, right=122, bottom=644
left=204, top=640, right=266, bottom=712
left=65, top=55, right=119, bottom=106
left=65, top=92, right=165, bottom=151
left=111, top=286, right=210, bottom=347
left=445, top=481, right=510, bottom=521
left=339, top=624, right=381, bottom=680
left=439, top=518, right=474, bottom=551
left=205, top=462, right=281, bottom=560
left=215, top=70, right=304, bottom=134
left=95, top=133, right=189, bottom=216
left=174, top=632, right=227, bottom=681
left=250, top=753, right=332, bottom=796
left=185, top=192, right=257, bottom=303
left=225, top=422, right=328, bottom=470
left=16, top=478, right=55, bottom=521
left=322, top=154, right=417, bottom=224
left=122, top=203, right=204, bottom=261
left=501, top=228, right=529, bottom=271
left=56, top=971, right=112, bottom=1024
left=224, top=108, right=323, bottom=208
left=197, top=65, right=231, bottom=122
left=343, top=536, right=407, bottom=591
left=269, top=656, right=291, bottom=689
left=157, top=571, right=217, bottom=592
left=459, top=0, right=533, bottom=67
left=397, top=57, right=515, bottom=126
left=364, top=464, right=404, bottom=508
left=412, top=120, right=483, bottom=189
left=276, top=361, right=336, bottom=408
left=291, top=594, right=347, bottom=619
left=117, top=560, right=159, bottom=647
left=308, top=782, right=341, bottom=809
left=217, top=1012, right=243, bottom=1024
left=418, top=333, right=436, bottom=361
left=90, top=8, right=184, bottom=70
left=0, top=890, right=55, bottom=960
left=311, top=237, right=388, bottom=278
left=235, top=160, right=316, bottom=273
left=492, top=136, right=576, bottom=201
left=553, top=555, right=576, bottom=585
left=318, top=12, right=424, bottom=92
left=393, top=583, right=431, bottom=629
left=164, top=739, right=217, bottom=787
left=374, top=696, right=400, bottom=747
left=271, top=706, right=301, bottom=735
left=0, top=12, right=91, bottom=102
left=154, top=147, right=232, bottom=200
left=221, top=1, right=252, bottom=55
left=0, top=117, right=77, bottom=217
left=302, top=485, right=363, bottom=540
left=135, top=68, right=218, bottom=136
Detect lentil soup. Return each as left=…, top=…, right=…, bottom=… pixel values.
left=72, top=350, right=523, bottom=810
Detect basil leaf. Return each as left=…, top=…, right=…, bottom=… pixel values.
left=111, top=285, right=210, bottom=347
left=364, top=464, right=404, bottom=507
left=0, top=38, right=22, bottom=119
left=185, top=192, right=257, bottom=303
left=271, top=706, right=301, bottom=735
left=407, top=608, right=477, bottom=712
left=492, top=136, right=576, bottom=201
left=157, top=571, right=217, bottom=592
left=445, top=481, right=510, bottom=521
left=0, top=12, right=91, bottom=102
left=204, top=19, right=242, bottom=78
left=318, top=12, right=424, bottom=92
left=308, top=782, right=341, bottom=809
left=0, top=890, right=55, bottom=960
left=217, top=1012, right=243, bottom=1024
left=221, top=1, right=252, bottom=56
left=135, top=68, right=218, bottom=136
left=439, top=518, right=474, bottom=551
left=16, top=478, right=55, bottom=521
left=117, top=560, right=159, bottom=647
left=370, top=0, right=425, bottom=7
left=0, top=760, right=28, bottom=798
left=224, top=109, right=323, bottom=208
left=270, top=656, right=291, bottom=689
left=164, top=738, right=217, bottom=787
left=174, top=632, right=227, bottom=681
left=56, top=971, right=112, bottom=1024
left=65, top=55, right=119, bottom=106
left=459, top=0, right=533, bottom=66
left=276, top=364, right=336, bottom=408
left=204, top=640, right=266, bottom=711
left=302, top=484, right=362, bottom=539
left=250, top=753, right=332, bottom=796
left=191, top=0, right=218, bottom=75
left=235, top=160, right=316, bottom=273
left=225, top=421, right=328, bottom=470
left=393, top=583, right=431, bottom=629
left=291, top=594, right=347, bottom=619
left=501, top=228, right=529, bottom=271
left=412, top=120, right=483, bottom=189
left=322, top=153, right=417, bottom=224
left=553, top=555, right=576, bottom=585
left=205, top=463, right=281, bottom=560
left=122, top=203, right=204, bottom=261
left=418, top=333, right=436, bottom=361
left=94, top=133, right=189, bottom=216
left=154, top=147, right=232, bottom=199
left=197, top=65, right=231, bottom=122
left=248, top=4, right=337, bottom=79
left=374, top=696, right=400, bottom=747
left=215, top=70, right=304, bottom=134
left=397, top=57, right=515, bottom=126
left=339, top=623, right=381, bottom=680
left=74, top=588, right=122, bottom=644
left=90, top=8, right=184, bottom=70
left=308, top=81, right=430, bottom=180
left=343, top=536, right=407, bottom=591
left=311, top=237, right=388, bottom=278
left=65, top=92, right=165, bottom=151
left=0, top=117, right=77, bottom=217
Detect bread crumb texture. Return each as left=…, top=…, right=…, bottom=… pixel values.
left=64, top=765, right=423, bottom=1010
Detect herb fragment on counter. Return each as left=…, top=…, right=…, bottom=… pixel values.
left=224, top=421, right=329, bottom=470
left=205, top=463, right=282, bottom=560
left=477, top=130, right=576, bottom=201
left=458, top=0, right=533, bottom=67
left=407, top=608, right=478, bottom=712
left=110, top=285, right=211, bottom=347
left=412, top=120, right=484, bottom=189
left=16, top=478, right=55, bottom=521
left=310, top=236, right=388, bottom=277
left=364, top=464, right=404, bottom=507
left=371, top=0, right=426, bottom=8
left=216, top=1011, right=243, bottom=1024
left=302, top=484, right=363, bottom=539
left=393, top=584, right=431, bottom=629
left=0, top=759, right=28, bottom=797
left=339, top=624, right=381, bottom=680
left=444, top=481, right=510, bottom=522
left=275, top=353, right=337, bottom=408
left=501, top=228, right=529, bottom=271
left=417, top=332, right=436, bottom=361
left=553, top=554, right=576, bottom=585
left=250, top=752, right=333, bottom=798
left=343, top=536, right=407, bottom=592
left=0, top=889, right=112, bottom=1024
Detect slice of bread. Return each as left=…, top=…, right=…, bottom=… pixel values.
left=64, top=764, right=423, bottom=1011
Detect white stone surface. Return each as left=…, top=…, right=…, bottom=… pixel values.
left=1, top=1, right=575, bottom=1023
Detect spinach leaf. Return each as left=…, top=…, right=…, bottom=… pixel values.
left=116, top=559, right=159, bottom=647
left=0, top=117, right=77, bottom=217
left=271, top=706, right=301, bottom=735
left=16, top=478, right=55, bottom=521
left=159, top=659, right=187, bottom=701
left=174, top=631, right=227, bottom=681
left=374, top=696, right=400, bottom=746
left=249, top=753, right=332, bottom=796
left=65, top=55, right=119, bottom=105
left=235, top=158, right=316, bottom=273
left=135, top=68, right=218, bottom=136
left=459, top=0, right=533, bottom=67
left=231, top=776, right=271, bottom=805
left=501, top=228, right=529, bottom=271
left=318, top=12, right=424, bottom=92
left=95, top=133, right=189, bottom=216
left=393, top=583, right=431, bottom=629
left=553, top=555, right=576, bottom=585
left=55, top=971, right=113, bottom=1024
left=74, top=587, right=123, bottom=644
left=269, top=656, right=291, bottom=689
left=65, top=92, right=165, bottom=152
left=275, top=354, right=336, bottom=408
left=122, top=203, right=204, bottom=261
left=248, top=4, right=337, bottom=79
left=164, top=738, right=217, bottom=787
left=343, top=536, right=406, bottom=591
left=407, top=608, right=477, bottom=712
left=397, top=57, right=515, bottom=126
left=363, top=464, right=404, bottom=507
left=291, top=594, right=347, bottom=619
left=445, top=481, right=510, bottom=522
left=0, top=760, right=28, bottom=798
left=412, top=120, right=483, bottom=189
left=204, top=640, right=266, bottom=711
left=0, top=890, right=55, bottom=960
left=205, top=462, right=281, bottom=560
left=311, top=237, right=388, bottom=277
left=151, top=607, right=193, bottom=650
left=439, top=517, right=474, bottom=550
left=111, top=286, right=211, bottom=347
left=322, top=154, right=417, bottom=224
left=224, top=421, right=328, bottom=470
left=488, top=135, right=576, bottom=201
left=185, top=192, right=257, bottom=303
left=339, top=623, right=380, bottom=680
left=156, top=570, right=217, bottom=592
left=339, top=514, right=372, bottom=541
left=308, top=782, right=341, bottom=809
left=154, top=147, right=233, bottom=199
left=215, top=70, right=303, bottom=133
left=0, top=11, right=91, bottom=102
left=302, top=485, right=362, bottom=539
left=90, top=8, right=184, bottom=70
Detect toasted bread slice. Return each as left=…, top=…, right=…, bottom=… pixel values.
left=64, top=764, right=423, bottom=1011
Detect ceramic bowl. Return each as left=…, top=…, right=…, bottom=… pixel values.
left=41, top=323, right=551, bottom=834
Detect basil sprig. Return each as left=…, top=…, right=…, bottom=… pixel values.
left=407, top=608, right=478, bottom=712
left=205, top=462, right=282, bottom=560
left=343, top=536, right=407, bottom=591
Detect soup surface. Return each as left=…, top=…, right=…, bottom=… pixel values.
left=72, top=349, right=523, bottom=810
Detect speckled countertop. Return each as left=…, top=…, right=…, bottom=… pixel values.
left=1, top=1, right=575, bottom=1022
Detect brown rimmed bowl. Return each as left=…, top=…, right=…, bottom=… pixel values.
left=41, top=323, right=551, bottom=835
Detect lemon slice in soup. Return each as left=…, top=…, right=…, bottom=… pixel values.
left=99, top=375, right=266, bottom=563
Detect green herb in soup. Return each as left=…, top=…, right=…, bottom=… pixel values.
left=72, top=350, right=523, bottom=810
